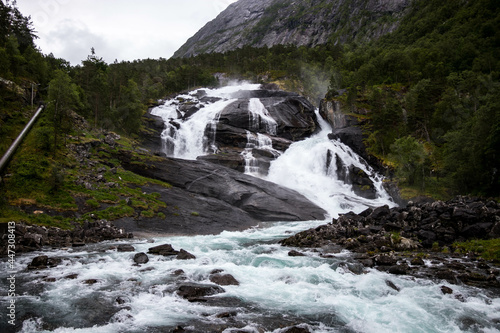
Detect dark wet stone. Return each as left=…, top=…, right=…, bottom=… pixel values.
left=172, top=269, right=185, bottom=276
left=216, top=311, right=238, bottom=318
left=436, top=269, right=456, bottom=282
left=83, top=279, right=99, bottom=285
left=176, top=283, right=225, bottom=300
left=386, top=280, right=400, bottom=292
left=281, top=325, right=312, bottom=333
left=288, top=250, right=306, bottom=257
left=176, top=249, right=196, bottom=260
left=28, top=255, right=48, bottom=269
left=375, top=255, right=397, bottom=266
left=117, top=244, right=135, bottom=252
left=133, top=252, right=149, bottom=264
left=210, top=273, right=240, bottom=286
left=388, top=265, right=408, bottom=275
left=148, top=243, right=179, bottom=256
left=116, top=296, right=130, bottom=305
left=410, top=257, right=425, bottom=266
left=441, top=286, right=453, bottom=294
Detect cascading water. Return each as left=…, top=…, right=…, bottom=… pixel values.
left=266, top=109, right=395, bottom=218
left=248, top=98, right=277, bottom=135
left=242, top=131, right=280, bottom=176
left=151, top=83, right=261, bottom=159
left=4, top=83, right=499, bottom=333
left=151, top=82, right=393, bottom=215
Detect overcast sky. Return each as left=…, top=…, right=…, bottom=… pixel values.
left=16, top=0, right=238, bottom=65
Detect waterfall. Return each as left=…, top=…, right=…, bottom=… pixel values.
left=152, top=83, right=395, bottom=217
left=242, top=131, right=281, bottom=176
left=152, top=96, right=236, bottom=159
left=151, top=83, right=261, bottom=159
left=267, top=110, right=395, bottom=218
left=248, top=98, right=277, bottom=135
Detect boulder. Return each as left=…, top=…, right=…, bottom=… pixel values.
left=117, top=244, right=135, bottom=252
left=176, top=249, right=196, bottom=260
left=209, top=273, right=240, bottom=286
left=148, top=244, right=179, bottom=256
left=176, top=283, right=225, bottom=300
left=288, top=250, right=306, bottom=257
left=28, top=255, right=48, bottom=270
left=133, top=252, right=149, bottom=264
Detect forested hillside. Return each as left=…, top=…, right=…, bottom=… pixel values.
left=324, top=0, right=500, bottom=197
left=0, top=0, right=499, bottom=229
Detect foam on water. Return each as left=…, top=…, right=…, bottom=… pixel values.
left=2, top=221, right=499, bottom=332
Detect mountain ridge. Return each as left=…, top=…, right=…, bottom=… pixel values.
left=174, top=0, right=411, bottom=58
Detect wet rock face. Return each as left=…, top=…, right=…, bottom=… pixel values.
left=204, top=89, right=318, bottom=173
left=218, top=90, right=318, bottom=141
left=332, top=151, right=376, bottom=200
left=118, top=149, right=327, bottom=232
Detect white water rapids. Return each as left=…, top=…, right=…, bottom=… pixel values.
left=2, top=223, right=499, bottom=332
left=1, top=83, right=499, bottom=332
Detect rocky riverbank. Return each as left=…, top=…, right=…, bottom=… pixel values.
left=281, top=196, right=500, bottom=290
left=0, top=220, right=132, bottom=255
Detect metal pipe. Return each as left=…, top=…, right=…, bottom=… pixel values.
left=0, top=105, right=45, bottom=174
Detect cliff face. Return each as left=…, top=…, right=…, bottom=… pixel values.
left=173, top=0, right=410, bottom=58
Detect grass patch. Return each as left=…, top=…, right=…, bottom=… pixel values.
left=397, top=177, right=452, bottom=201
left=83, top=204, right=135, bottom=221
left=141, top=210, right=155, bottom=218
left=453, top=239, right=500, bottom=262
left=0, top=208, right=74, bottom=229
left=86, top=199, right=100, bottom=209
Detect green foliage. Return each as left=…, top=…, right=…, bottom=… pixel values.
left=453, top=239, right=500, bottom=262
left=48, top=70, right=81, bottom=151
left=322, top=0, right=500, bottom=197
left=141, top=210, right=155, bottom=218
left=389, top=136, right=427, bottom=187
left=86, top=199, right=100, bottom=209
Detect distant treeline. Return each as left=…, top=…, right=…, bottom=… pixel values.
left=1, top=0, right=499, bottom=197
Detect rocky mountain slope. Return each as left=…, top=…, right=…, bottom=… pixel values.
left=174, top=0, right=410, bottom=58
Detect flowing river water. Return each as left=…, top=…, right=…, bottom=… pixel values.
left=1, top=83, right=499, bottom=332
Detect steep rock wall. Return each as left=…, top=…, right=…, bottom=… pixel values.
left=174, top=0, right=410, bottom=58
